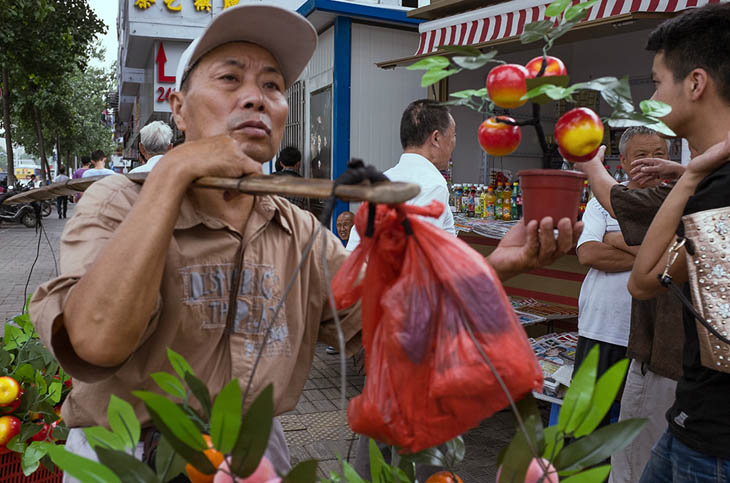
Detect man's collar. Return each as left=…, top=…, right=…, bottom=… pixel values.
left=175, top=193, right=292, bottom=236
left=398, top=153, right=444, bottom=176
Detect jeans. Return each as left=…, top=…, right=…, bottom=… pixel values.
left=640, top=430, right=730, bottom=482
left=56, top=196, right=67, bottom=218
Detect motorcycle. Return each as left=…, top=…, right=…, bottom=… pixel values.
left=0, top=183, right=39, bottom=228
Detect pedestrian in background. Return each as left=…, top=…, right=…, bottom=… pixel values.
left=53, top=165, right=70, bottom=219
left=129, top=121, right=174, bottom=174
left=82, top=150, right=115, bottom=178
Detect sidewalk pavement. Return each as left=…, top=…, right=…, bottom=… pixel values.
left=0, top=205, right=523, bottom=481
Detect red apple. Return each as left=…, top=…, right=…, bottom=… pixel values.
left=0, top=389, right=23, bottom=414
left=525, top=55, right=568, bottom=78
left=30, top=423, right=50, bottom=443
left=554, top=107, right=604, bottom=163
left=487, top=64, right=529, bottom=109
left=0, top=416, right=21, bottom=447
left=0, top=377, right=20, bottom=407
left=496, top=457, right=559, bottom=483
left=478, top=117, right=522, bottom=156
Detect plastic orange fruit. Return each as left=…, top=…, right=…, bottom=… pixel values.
left=186, top=435, right=226, bottom=483
left=426, top=471, right=464, bottom=483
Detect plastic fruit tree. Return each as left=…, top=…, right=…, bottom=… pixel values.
left=407, top=0, right=674, bottom=168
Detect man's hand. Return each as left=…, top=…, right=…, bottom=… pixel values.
left=487, top=217, right=583, bottom=282
left=685, top=131, right=730, bottom=179
left=161, top=134, right=264, bottom=184
left=629, top=157, right=685, bottom=186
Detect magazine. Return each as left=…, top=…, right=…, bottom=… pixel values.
left=530, top=331, right=578, bottom=400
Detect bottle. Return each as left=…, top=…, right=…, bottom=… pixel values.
left=502, top=182, right=512, bottom=221
left=621, top=169, right=630, bottom=183
left=486, top=186, right=496, bottom=220
left=468, top=185, right=477, bottom=217
left=474, top=185, right=483, bottom=219
left=579, top=180, right=590, bottom=217
left=479, top=186, right=488, bottom=219
left=461, top=185, right=471, bottom=216
left=453, top=184, right=461, bottom=213
left=511, top=193, right=519, bottom=220
left=495, top=182, right=504, bottom=219
left=614, top=166, right=624, bottom=182
left=513, top=181, right=522, bottom=219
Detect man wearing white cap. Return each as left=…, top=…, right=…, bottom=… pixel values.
left=29, top=5, right=353, bottom=478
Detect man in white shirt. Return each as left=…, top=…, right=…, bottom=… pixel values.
left=346, top=99, right=456, bottom=251
left=129, top=121, right=174, bottom=174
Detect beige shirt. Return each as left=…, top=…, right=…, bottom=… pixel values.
left=29, top=175, right=360, bottom=428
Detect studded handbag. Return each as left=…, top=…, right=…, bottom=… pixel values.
left=660, top=206, right=730, bottom=374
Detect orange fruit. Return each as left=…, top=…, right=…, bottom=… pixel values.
left=185, top=435, right=225, bottom=483
left=426, top=471, right=464, bottom=483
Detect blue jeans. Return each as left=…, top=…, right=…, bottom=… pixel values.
left=640, top=430, right=730, bottom=482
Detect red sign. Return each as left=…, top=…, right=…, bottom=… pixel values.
left=156, top=42, right=176, bottom=84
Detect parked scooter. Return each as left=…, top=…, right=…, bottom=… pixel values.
left=0, top=184, right=39, bottom=228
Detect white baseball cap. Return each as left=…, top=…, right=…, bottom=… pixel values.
left=175, top=4, right=317, bottom=91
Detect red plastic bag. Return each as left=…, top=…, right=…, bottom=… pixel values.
left=332, top=201, right=543, bottom=453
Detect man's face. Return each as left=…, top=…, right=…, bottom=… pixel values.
left=650, top=52, right=690, bottom=137
left=336, top=214, right=354, bottom=241
left=172, top=42, right=289, bottom=164
left=435, top=115, right=456, bottom=170
left=620, top=134, right=669, bottom=176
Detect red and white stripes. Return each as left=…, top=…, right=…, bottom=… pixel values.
left=415, top=0, right=723, bottom=55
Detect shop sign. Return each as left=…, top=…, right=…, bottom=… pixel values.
left=153, top=41, right=186, bottom=113
left=134, top=0, right=240, bottom=11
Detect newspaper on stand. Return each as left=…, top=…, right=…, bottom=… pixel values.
left=530, top=331, right=578, bottom=401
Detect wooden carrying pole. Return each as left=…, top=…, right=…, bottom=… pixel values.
left=1, top=172, right=420, bottom=206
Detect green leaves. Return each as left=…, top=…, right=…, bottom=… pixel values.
left=167, top=348, right=194, bottom=381
left=421, top=69, right=461, bottom=88
left=558, top=346, right=598, bottom=434
left=282, top=459, right=319, bottom=483
left=155, top=436, right=187, bottom=482
left=132, top=391, right=207, bottom=452
left=561, top=465, right=611, bottom=482
left=406, top=56, right=450, bottom=71
left=107, top=395, right=140, bottom=450
left=450, top=88, right=487, bottom=99
left=640, top=99, right=672, bottom=118
left=48, top=445, right=122, bottom=483
left=84, top=427, right=126, bottom=452
left=545, top=0, right=571, bottom=18
left=210, top=379, right=243, bottom=454
left=452, top=50, right=500, bottom=70
left=520, top=20, right=554, bottom=44
left=565, top=0, right=600, bottom=21
left=95, top=447, right=159, bottom=483
left=573, top=359, right=628, bottom=438
left=554, top=419, right=646, bottom=473
left=229, top=384, right=274, bottom=478
left=150, top=372, right=186, bottom=400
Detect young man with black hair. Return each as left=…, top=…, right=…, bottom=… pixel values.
left=588, top=3, right=730, bottom=480
left=82, top=150, right=115, bottom=178
left=273, top=146, right=302, bottom=177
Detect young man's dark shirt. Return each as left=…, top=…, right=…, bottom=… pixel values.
left=668, top=162, right=730, bottom=459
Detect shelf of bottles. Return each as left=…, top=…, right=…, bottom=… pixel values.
left=449, top=170, right=522, bottom=222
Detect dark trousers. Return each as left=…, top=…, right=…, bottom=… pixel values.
left=56, top=196, right=67, bottom=218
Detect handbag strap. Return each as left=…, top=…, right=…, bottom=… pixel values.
left=659, top=238, right=730, bottom=345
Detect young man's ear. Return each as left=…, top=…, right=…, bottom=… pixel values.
left=687, top=68, right=709, bottom=101
left=169, top=91, right=187, bottom=133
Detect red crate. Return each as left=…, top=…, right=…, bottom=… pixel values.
left=0, top=449, right=62, bottom=482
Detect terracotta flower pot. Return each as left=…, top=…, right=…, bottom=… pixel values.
left=518, top=169, right=587, bottom=223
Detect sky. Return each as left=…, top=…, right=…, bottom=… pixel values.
left=88, top=0, right=119, bottom=69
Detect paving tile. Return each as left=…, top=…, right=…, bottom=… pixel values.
left=279, top=414, right=306, bottom=431
left=297, top=410, right=346, bottom=428
left=284, top=430, right=314, bottom=446
left=302, top=389, right=327, bottom=401
left=295, top=401, right=319, bottom=414
left=305, top=441, right=336, bottom=460
left=288, top=444, right=311, bottom=466
left=311, top=398, right=338, bottom=412
left=308, top=425, right=355, bottom=441
left=310, top=377, right=337, bottom=389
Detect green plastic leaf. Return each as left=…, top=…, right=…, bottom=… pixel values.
left=4, top=324, right=29, bottom=351
left=34, top=371, right=48, bottom=396
left=523, top=19, right=553, bottom=37
left=607, top=112, right=676, bottom=137
left=48, top=381, right=62, bottom=405
left=406, top=56, right=450, bottom=71
left=565, top=0, right=599, bottom=21
left=343, top=461, right=368, bottom=483
left=517, top=394, right=545, bottom=455
left=444, top=436, right=466, bottom=467
left=48, top=445, right=122, bottom=483
left=282, top=459, right=319, bottom=483
left=108, top=395, right=141, bottom=450
left=599, top=76, right=635, bottom=113
left=369, top=438, right=387, bottom=480
left=95, top=447, right=160, bottom=483
left=150, top=372, right=187, bottom=400
left=498, top=414, right=541, bottom=483
left=13, top=363, right=35, bottom=383
left=22, top=441, right=52, bottom=477
left=450, top=89, right=483, bottom=99
left=542, top=425, right=565, bottom=461
left=7, top=434, right=27, bottom=453
left=559, top=345, right=598, bottom=434
left=155, top=436, right=187, bottom=482
left=437, top=45, right=483, bottom=56
left=133, top=391, right=206, bottom=451
left=545, top=0, right=571, bottom=17
left=51, top=424, right=69, bottom=442
left=184, top=372, right=212, bottom=421
left=561, top=464, right=611, bottom=482
left=229, top=384, right=274, bottom=478
left=452, top=50, right=499, bottom=70
left=211, top=379, right=243, bottom=454
left=83, top=427, right=126, bottom=451
left=640, top=99, right=672, bottom=118
left=166, top=348, right=194, bottom=380
left=144, top=402, right=217, bottom=476
left=573, top=359, right=629, bottom=438
left=400, top=445, right=446, bottom=467
left=421, top=68, right=461, bottom=87
left=18, top=422, right=43, bottom=443
left=554, top=418, right=647, bottom=473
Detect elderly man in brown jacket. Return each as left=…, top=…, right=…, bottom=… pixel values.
left=29, top=4, right=583, bottom=478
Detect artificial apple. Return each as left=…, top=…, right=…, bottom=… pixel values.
left=486, top=64, right=529, bottom=109
left=495, top=457, right=559, bottom=483
left=30, top=423, right=50, bottom=442
left=0, top=377, right=20, bottom=407
left=0, top=415, right=21, bottom=447
left=0, top=389, right=23, bottom=413
left=213, top=456, right=280, bottom=483
left=478, top=117, right=522, bottom=156
left=554, top=107, right=604, bottom=163
left=525, top=55, right=567, bottom=78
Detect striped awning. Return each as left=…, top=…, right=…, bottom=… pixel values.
left=415, top=0, right=721, bottom=55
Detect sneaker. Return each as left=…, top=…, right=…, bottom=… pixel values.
left=326, top=346, right=339, bottom=355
